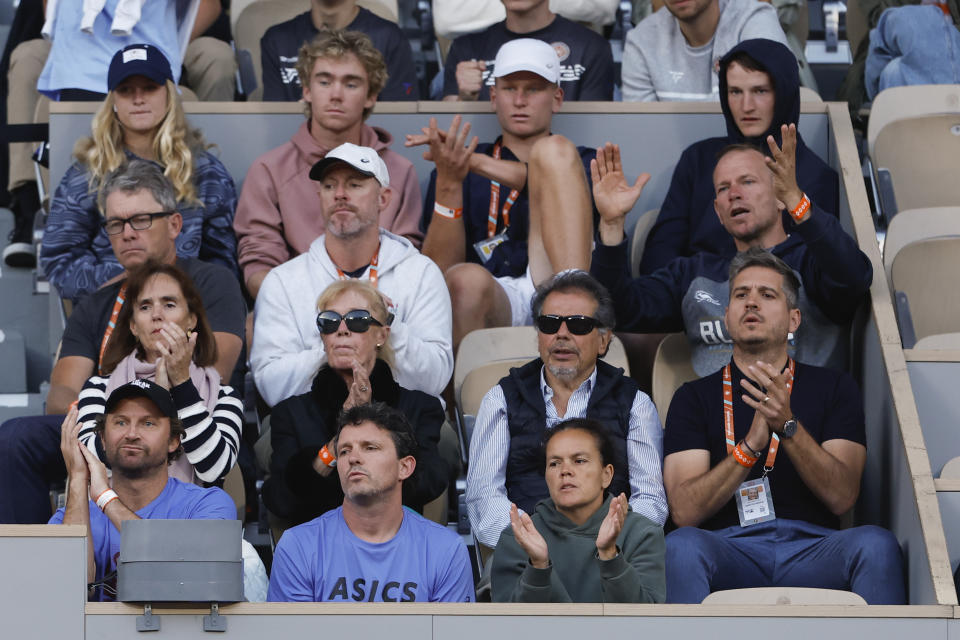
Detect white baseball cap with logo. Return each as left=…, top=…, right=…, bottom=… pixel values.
left=492, top=38, right=561, bottom=84
left=309, top=142, right=390, bottom=187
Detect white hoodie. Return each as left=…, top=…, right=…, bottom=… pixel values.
left=251, top=230, right=453, bottom=407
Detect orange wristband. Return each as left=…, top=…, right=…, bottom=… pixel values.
left=788, top=193, right=811, bottom=223
left=317, top=444, right=337, bottom=468
left=434, top=202, right=463, bottom=220
left=732, top=442, right=759, bottom=468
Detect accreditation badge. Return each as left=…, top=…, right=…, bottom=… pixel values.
left=735, top=477, right=776, bottom=527
left=473, top=232, right=508, bottom=263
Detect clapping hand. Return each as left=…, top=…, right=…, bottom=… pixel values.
left=596, top=493, right=627, bottom=560
left=154, top=321, right=196, bottom=388
left=509, top=503, right=550, bottom=569
left=343, top=359, right=373, bottom=409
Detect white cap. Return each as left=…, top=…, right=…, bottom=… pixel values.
left=492, top=38, right=560, bottom=84
left=309, top=142, right=390, bottom=187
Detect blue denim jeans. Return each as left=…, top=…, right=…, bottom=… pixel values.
left=665, top=518, right=906, bottom=604
left=0, top=414, right=66, bottom=523
left=866, top=5, right=960, bottom=100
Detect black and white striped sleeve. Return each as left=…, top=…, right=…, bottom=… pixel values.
left=76, top=375, right=109, bottom=460
left=170, top=380, right=243, bottom=483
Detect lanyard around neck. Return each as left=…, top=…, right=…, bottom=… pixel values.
left=98, top=283, right=128, bottom=375
left=487, top=141, right=519, bottom=238
left=335, top=243, right=380, bottom=288
left=723, top=358, right=795, bottom=473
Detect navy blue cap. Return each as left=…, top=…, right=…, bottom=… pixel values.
left=104, top=379, right=177, bottom=420
left=107, top=44, right=173, bottom=92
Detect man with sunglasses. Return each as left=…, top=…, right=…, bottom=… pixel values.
left=0, top=160, right=245, bottom=524
left=251, top=143, right=452, bottom=408
left=466, top=270, right=666, bottom=549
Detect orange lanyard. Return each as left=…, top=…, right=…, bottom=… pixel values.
left=98, top=283, right=127, bottom=375
left=336, top=243, right=380, bottom=288
left=487, top=141, right=519, bottom=238
left=723, top=358, right=795, bottom=473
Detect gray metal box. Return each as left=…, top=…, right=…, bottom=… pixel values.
left=118, top=519, right=243, bottom=603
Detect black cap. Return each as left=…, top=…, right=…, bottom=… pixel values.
left=107, top=44, right=173, bottom=92
left=104, top=380, right=177, bottom=420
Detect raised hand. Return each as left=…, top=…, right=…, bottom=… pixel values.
left=80, top=445, right=111, bottom=503
left=456, top=59, right=486, bottom=101
left=591, top=143, right=650, bottom=245
left=59, top=406, right=89, bottom=483
left=596, top=493, right=627, bottom=559
left=765, top=124, right=804, bottom=214
left=155, top=321, right=197, bottom=387
left=509, top=503, right=550, bottom=569
left=432, top=116, right=479, bottom=187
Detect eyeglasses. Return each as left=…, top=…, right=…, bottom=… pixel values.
left=316, top=309, right=384, bottom=334
left=102, top=211, right=174, bottom=235
left=535, top=314, right=602, bottom=336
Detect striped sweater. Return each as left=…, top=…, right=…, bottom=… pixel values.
left=77, top=376, right=243, bottom=484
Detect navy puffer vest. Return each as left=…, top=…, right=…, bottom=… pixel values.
left=499, top=359, right=636, bottom=514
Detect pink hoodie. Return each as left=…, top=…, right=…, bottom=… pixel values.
left=234, top=121, right=423, bottom=284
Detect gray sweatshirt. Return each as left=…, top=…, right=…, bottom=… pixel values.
left=491, top=496, right=666, bottom=603
left=621, top=0, right=787, bottom=101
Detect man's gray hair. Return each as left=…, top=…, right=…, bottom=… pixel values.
left=97, top=158, right=178, bottom=215
left=530, top=269, right=616, bottom=332
left=728, top=247, right=801, bottom=309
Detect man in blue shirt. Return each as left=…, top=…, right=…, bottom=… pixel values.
left=268, top=403, right=474, bottom=602
left=51, top=380, right=236, bottom=601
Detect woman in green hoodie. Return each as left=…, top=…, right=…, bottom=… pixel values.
left=491, top=418, right=666, bottom=602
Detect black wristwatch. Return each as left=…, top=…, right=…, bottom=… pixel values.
left=780, top=417, right=798, bottom=439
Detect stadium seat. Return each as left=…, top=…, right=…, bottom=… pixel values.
left=223, top=464, right=246, bottom=522
left=940, top=456, right=960, bottom=479
left=882, top=207, right=960, bottom=284
left=702, top=587, right=867, bottom=605
left=651, top=332, right=695, bottom=426
left=234, top=0, right=399, bottom=101
left=890, top=236, right=960, bottom=347
left=629, top=208, right=658, bottom=278
left=867, top=85, right=960, bottom=220
left=799, top=86, right=823, bottom=102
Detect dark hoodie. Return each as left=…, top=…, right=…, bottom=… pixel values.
left=638, top=39, right=840, bottom=275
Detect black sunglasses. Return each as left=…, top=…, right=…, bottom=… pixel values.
left=535, top=314, right=601, bottom=336
left=316, top=309, right=384, bottom=334
left=101, top=211, right=174, bottom=235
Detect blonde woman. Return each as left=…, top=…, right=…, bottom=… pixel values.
left=263, top=279, right=448, bottom=527
left=40, top=44, right=238, bottom=301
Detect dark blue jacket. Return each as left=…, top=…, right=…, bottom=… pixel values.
left=499, top=358, right=635, bottom=514
left=639, top=38, right=840, bottom=274
left=591, top=205, right=873, bottom=376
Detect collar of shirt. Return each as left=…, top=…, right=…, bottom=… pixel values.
left=538, top=365, right=598, bottom=424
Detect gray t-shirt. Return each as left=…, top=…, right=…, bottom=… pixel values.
left=621, top=0, right=788, bottom=101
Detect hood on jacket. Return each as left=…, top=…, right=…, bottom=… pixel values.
left=533, top=494, right=625, bottom=535
left=719, top=38, right=801, bottom=146
left=291, top=121, right=396, bottom=165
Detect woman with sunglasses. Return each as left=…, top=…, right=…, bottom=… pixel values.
left=491, top=418, right=666, bottom=603
left=73, top=260, right=242, bottom=485
left=40, top=43, right=238, bottom=302
left=263, top=279, right=449, bottom=527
